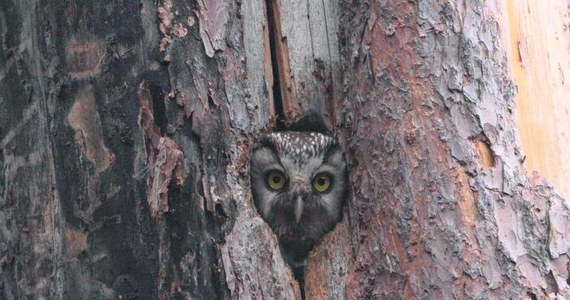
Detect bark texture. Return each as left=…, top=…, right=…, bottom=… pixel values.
left=340, top=0, right=570, bottom=298
left=1, top=0, right=569, bottom=299
left=0, top=0, right=287, bottom=298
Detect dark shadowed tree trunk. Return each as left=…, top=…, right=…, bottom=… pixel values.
left=1, top=0, right=569, bottom=299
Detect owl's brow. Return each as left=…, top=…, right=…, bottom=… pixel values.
left=266, top=132, right=336, bottom=162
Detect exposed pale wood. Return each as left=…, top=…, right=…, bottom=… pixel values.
left=243, top=0, right=275, bottom=130
left=494, top=0, right=570, bottom=199
left=270, top=0, right=342, bottom=127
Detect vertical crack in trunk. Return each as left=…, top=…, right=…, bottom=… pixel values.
left=266, top=0, right=286, bottom=130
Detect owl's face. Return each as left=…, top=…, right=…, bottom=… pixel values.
left=250, top=132, right=347, bottom=243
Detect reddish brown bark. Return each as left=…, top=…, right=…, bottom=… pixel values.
left=339, top=0, right=570, bottom=298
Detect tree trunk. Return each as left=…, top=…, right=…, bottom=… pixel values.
left=339, top=0, right=570, bottom=298
left=1, top=0, right=568, bottom=299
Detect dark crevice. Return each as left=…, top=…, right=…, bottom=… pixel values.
left=148, top=83, right=168, bottom=135
left=527, top=292, right=538, bottom=300
left=265, top=0, right=286, bottom=131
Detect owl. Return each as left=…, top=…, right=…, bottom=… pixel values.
left=250, top=131, right=347, bottom=267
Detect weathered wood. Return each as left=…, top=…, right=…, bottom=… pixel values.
left=268, top=0, right=342, bottom=128
left=304, top=217, right=353, bottom=299
left=242, top=0, right=275, bottom=130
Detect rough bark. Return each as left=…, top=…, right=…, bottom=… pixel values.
left=0, top=0, right=287, bottom=298
left=1, top=0, right=569, bottom=299
left=340, top=0, right=570, bottom=298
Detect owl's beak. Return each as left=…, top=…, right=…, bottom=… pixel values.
left=294, top=196, right=304, bottom=223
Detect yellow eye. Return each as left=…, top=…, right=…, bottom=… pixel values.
left=267, top=171, right=286, bottom=190
left=312, top=173, right=332, bottom=192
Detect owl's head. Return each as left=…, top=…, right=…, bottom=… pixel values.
left=250, top=131, right=347, bottom=240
